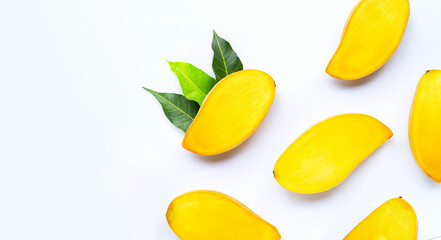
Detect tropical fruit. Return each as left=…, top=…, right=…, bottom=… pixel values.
left=344, top=198, right=417, bottom=240
left=274, top=114, right=392, bottom=193
left=183, top=70, right=275, bottom=155
left=327, top=0, right=410, bottom=80
left=409, top=70, right=441, bottom=182
left=166, top=190, right=281, bottom=240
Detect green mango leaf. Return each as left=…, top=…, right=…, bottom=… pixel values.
left=144, top=87, right=199, bottom=132
left=211, top=30, right=243, bottom=82
left=168, top=61, right=216, bottom=105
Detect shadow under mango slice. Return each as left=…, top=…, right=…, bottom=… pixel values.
left=274, top=114, right=392, bottom=194
left=344, top=198, right=417, bottom=240
left=409, top=70, right=441, bottom=183
left=326, top=0, right=409, bottom=80
left=183, top=69, right=275, bottom=155
left=166, top=190, right=281, bottom=240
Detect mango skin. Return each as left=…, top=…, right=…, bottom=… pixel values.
left=274, top=114, right=392, bottom=194
left=326, top=0, right=410, bottom=80
left=166, top=190, right=281, bottom=240
left=182, top=69, right=275, bottom=155
left=409, top=70, right=441, bottom=183
left=344, top=198, right=418, bottom=240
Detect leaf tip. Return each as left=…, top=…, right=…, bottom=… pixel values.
left=143, top=87, right=154, bottom=94
left=213, top=30, right=220, bottom=38
left=166, top=60, right=175, bottom=67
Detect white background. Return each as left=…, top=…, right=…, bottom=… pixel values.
left=1, top=0, right=440, bottom=239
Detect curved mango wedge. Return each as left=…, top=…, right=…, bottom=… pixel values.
left=326, top=0, right=410, bottom=80
left=182, top=70, right=275, bottom=155
left=409, top=70, right=441, bottom=183
left=166, top=190, right=281, bottom=240
left=344, top=198, right=418, bottom=240
left=274, top=114, right=392, bottom=194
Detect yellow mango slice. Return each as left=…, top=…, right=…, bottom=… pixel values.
left=166, top=190, right=281, bottom=240
left=274, top=114, right=392, bottom=194
left=326, top=0, right=410, bottom=80
left=344, top=198, right=418, bottom=240
left=182, top=70, right=275, bottom=155
left=409, top=70, right=441, bottom=183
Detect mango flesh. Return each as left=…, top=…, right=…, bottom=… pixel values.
left=166, top=190, right=281, bottom=240
left=274, top=114, right=392, bottom=194
left=344, top=198, right=418, bottom=240
left=326, top=0, right=410, bottom=80
left=409, top=70, right=441, bottom=183
left=182, top=69, right=275, bottom=155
